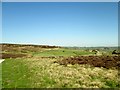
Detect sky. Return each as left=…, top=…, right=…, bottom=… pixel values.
left=2, top=2, right=118, bottom=47
left=2, top=0, right=120, bottom=2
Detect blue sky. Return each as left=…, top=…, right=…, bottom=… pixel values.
left=2, top=2, right=118, bottom=47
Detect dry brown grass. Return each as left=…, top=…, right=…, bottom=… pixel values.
left=23, top=56, right=119, bottom=88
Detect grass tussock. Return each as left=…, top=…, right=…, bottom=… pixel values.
left=2, top=57, right=119, bottom=88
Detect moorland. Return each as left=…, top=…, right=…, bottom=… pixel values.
left=0, top=43, right=119, bottom=88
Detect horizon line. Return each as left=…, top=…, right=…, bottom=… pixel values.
left=0, top=42, right=119, bottom=47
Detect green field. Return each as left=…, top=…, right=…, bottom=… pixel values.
left=1, top=44, right=119, bottom=88
left=32, top=48, right=95, bottom=57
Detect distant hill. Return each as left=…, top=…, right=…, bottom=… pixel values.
left=0, top=43, right=118, bottom=50
left=0, top=43, right=61, bottom=48
left=63, top=46, right=119, bottom=51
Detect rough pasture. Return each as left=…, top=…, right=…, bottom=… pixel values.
left=1, top=44, right=119, bottom=88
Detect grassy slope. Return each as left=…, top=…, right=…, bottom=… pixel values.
left=2, top=57, right=119, bottom=88
left=2, top=47, right=119, bottom=88
left=32, top=48, right=95, bottom=57
left=2, top=59, right=32, bottom=88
